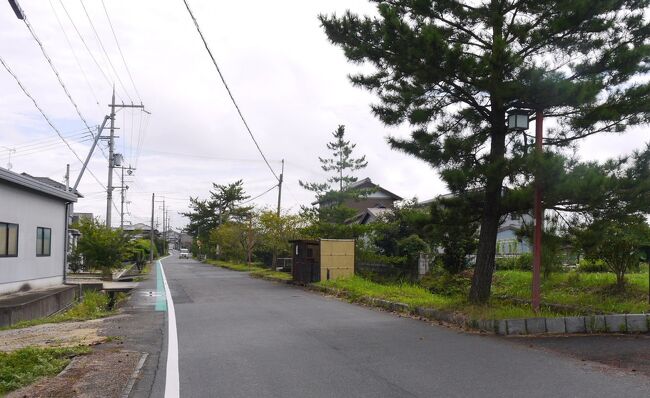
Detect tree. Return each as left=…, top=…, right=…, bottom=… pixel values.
left=429, top=196, right=480, bottom=275
left=182, top=180, right=253, bottom=255
left=258, top=210, right=305, bottom=268
left=320, top=1, right=650, bottom=303
left=573, top=215, right=650, bottom=291
left=300, top=125, right=369, bottom=223
left=75, top=218, right=133, bottom=279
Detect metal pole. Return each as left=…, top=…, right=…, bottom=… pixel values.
left=276, top=159, right=284, bottom=217
left=150, top=193, right=155, bottom=262
left=73, top=116, right=109, bottom=191
left=106, top=87, right=116, bottom=227
left=532, top=110, right=544, bottom=312
left=162, top=199, right=166, bottom=255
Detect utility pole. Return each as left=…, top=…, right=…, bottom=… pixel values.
left=276, top=159, right=284, bottom=217
left=150, top=193, right=155, bottom=262
left=64, top=164, right=70, bottom=192
left=104, top=88, right=147, bottom=227
left=118, top=165, right=135, bottom=229
left=106, top=87, right=116, bottom=227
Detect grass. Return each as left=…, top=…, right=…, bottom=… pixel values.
left=206, top=260, right=292, bottom=281
left=317, top=276, right=561, bottom=320
left=0, top=346, right=90, bottom=394
left=317, top=267, right=650, bottom=320
left=2, top=291, right=117, bottom=331
left=492, top=270, right=650, bottom=314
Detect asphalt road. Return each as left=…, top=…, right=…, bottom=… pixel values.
left=162, top=257, right=649, bottom=398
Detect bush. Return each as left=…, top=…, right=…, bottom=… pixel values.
left=420, top=269, right=470, bottom=296
left=578, top=258, right=608, bottom=273
left=495, top=253, right=533, bottom=271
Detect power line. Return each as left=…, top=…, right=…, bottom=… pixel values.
left=181, top=0, right=279, bottom=182
left=100, top=0, right=142, bottom=102
left=48, top=0, right=100, bottom=106
left=241, top=184, right=279, bottom=205
left=0, top=56, right=106, bottom=190
left=57, top=0, right=115, bottom=95
left=19, top=7, right=107, bottom=159
left=78, top=0, right=133, bottom=102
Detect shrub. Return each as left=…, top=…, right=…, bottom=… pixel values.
left=420, top=269, right=470, bottom=296
left=578, top=258, right=608, bottom=273
left=516, top=253, right=532, bottom=270
left=495, top=256, right=518, bottom=270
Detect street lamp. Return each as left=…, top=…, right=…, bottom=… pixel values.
left=507, top=109, right=530, bottom=131
left=507, top=107, right=543, bottom=313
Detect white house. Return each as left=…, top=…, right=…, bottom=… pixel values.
left=0, top=167, right=78, bottom=295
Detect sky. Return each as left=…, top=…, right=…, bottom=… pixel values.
left=1, top=0, right=648, bottom=231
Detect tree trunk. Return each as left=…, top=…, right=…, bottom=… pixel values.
left=469, top=184, right=503, bottom=303
left=469, top=2, right=508, bottom=304
left=272, top=250, right=278, bottom=271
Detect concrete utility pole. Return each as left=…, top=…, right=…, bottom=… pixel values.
left=150, top=193, right=155, bottom=262
left=276, top=159, right=284, bottom=217
left=64, top=164, right=70, bottom=192
left=118, top=165, right=135, bottom=229
left=104, top=88, right=147, bottom=227
left=106, top=88, right=116, bottom=227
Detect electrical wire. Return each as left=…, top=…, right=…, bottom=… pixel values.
left=181, top=0, right=280, bottom=182
left=78, top=0, right=132, bottom=102
left=100, top=0, right=142, bottom=102
left=19, top=7, right=108, bottom=159
left=0, top=56, right=106, bottom=190
left=48, top=0, right=100, bottom=107
left=241, top=184, right=279, bottom=205
left=57, top=0, right=115, bottom=96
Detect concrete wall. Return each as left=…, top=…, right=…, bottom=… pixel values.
left=0, top=183, right=66, bottom=294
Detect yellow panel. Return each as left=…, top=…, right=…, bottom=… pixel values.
left=320, top=239, right=355, bottom=280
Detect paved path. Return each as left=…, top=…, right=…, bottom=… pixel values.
left=162, top=258, right=649, bottom=398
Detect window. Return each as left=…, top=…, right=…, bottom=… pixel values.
left=36, top=227, right=51, bottom=257
left=0, top=222, right=19, bottom=257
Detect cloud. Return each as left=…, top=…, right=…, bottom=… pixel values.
left=1, top=1, right=648, bottom=231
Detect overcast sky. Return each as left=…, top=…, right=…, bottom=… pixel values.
left=1, top=0, right=648, bottom=230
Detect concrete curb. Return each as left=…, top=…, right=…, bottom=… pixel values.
left=220, top=264, right=650, bottom=337
left=296, top=282, right=649, bottom=336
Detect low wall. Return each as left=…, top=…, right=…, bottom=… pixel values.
left=0, top=285, right=77, bottom=327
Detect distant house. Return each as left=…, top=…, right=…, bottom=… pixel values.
left=312, top=177, right=402, bottom=225
left=495, top=213, right=532, bottom=257
left=122, top=223, right=158, bottom=239
left=420, top=194, right=533, bottom=257
left=71, top=212, right=94, bottom=224
left=0, top=168, right=78, bottom=295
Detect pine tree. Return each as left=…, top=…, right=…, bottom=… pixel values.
left=300, top=125, right=368, bottom=221
left=320, top=0, right=650, bottom=303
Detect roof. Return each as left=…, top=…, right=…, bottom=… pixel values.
left=312, top=177, right=402, bottom=205
left=20, top=173, right=83, bottom=198
left=346, top=207, right=393, bottom=224
left=122, top=223, right=152, bottom=231
left=0, top=167, right=78, bottom=202
left=345, top=177, right=402, bottom=200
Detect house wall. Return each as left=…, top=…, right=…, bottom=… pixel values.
left=496, top=229, right=532, bottom=255
left=0, top=183, right=66, bottom=294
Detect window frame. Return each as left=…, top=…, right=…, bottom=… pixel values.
left=0, top=222, right=19, bottom=258
left=36, top=226, right=52, bottom=257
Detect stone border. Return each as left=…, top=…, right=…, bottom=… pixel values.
left=215, top=263, right=650, bottom=336
left=300, top=283, right=649, bottom=336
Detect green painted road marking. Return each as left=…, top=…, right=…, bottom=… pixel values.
left=155, top=260, right=168, bottom=311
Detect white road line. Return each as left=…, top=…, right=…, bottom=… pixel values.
left=159, top=260, right=180, bottom=398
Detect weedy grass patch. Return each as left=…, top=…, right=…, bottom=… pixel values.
left=0, top=346, right=90, bottom=394
left=2, top=291, right=117, bottom=331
